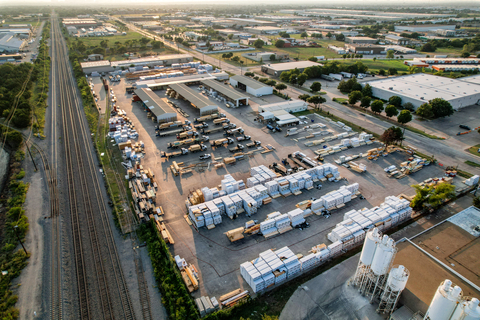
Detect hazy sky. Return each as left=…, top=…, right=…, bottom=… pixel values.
left=1, top=0, right=479, bottom=4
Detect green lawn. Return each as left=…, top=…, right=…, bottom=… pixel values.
left=209, top=50, right=264, bottom=67
left=4, top=19, right=41, bottom=28
left=341, top=58, right=410, bottom=73
left=468, top=144, right=480, bottom=157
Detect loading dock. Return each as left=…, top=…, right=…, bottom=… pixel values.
left=134, top=88, right=178, bottom=123
left=229, top=75, right=273, bottom=97
left=168, top=83, right=218, bottom=116
left=201, top=79, right=249, bottom=107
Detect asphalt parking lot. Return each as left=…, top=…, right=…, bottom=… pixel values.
left=107, top=76, right=464, bottom=299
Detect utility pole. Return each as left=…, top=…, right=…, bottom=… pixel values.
left=14, top=225, right=27, bottom=255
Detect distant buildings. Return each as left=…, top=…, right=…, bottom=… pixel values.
left=0, top=33, right=26, bottom=52
left=394, top=24, right=455, bottom=32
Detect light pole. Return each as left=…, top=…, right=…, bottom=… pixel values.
left=14, top=225, right=27, bottom=255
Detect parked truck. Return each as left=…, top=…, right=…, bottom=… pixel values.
left=321, top=74, right=334, bottom=81
left=236, top=135, right=251, bottom=142
left=246, top=140, right=261, bottom=148
left=224, top=127, right=244, bottom=136
left=188, top=144, right=208, bottom=153
left=194, top=113, right=223, bottom=123
left=157, top=120, right=184, bottom=131
left=177, top=130, right=199, bottom=140
left=223, top=123, right=237, bottom=130
left=157, top=128, right=184, bottom=138
left=202, top=126, right=224, bottom=135
left=167, top=136, right=208, bottom=148
left=194, top=122, right=208, bottom=129
left=329, top=73, right=343, bottom=81
left=161, top=148, right=188, bottom=158
left=229, top=144, right=245, bottom=153
left=213, top=118, right=230, bottom=125
left=340, top=72, right=353, bottom=79
left=211, top=137, right=234, bottom=146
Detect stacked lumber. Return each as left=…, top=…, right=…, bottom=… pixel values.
left=219, top=289, right=249, bottom=308
left=128, top=164, right=158, bottom=221
left=154, top=218, right=174, bottom=244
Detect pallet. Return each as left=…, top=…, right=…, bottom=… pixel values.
left=293, top=190, right=302, bottom=196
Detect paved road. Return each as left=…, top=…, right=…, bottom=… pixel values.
left=116, top=17, right=480, bottom=175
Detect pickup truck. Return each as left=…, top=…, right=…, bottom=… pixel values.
left=229, top=144, right=245, bottom=153
left=246, top=141, right=261, bottom=148
left=236, top=135, right=251, bottom=142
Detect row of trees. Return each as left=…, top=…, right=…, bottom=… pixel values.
left=415, top=98, right=454, bottom=119
left=70, top=37, right=164, bottom=57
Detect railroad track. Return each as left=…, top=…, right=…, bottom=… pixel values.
left=50, top=14, right=136, bottom=320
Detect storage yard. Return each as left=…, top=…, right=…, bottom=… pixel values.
left=103, top=73, right=472, bottom=308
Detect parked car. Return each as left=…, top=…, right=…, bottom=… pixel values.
left=459, top=125, right=471, bottom=130
left=199, top=154, right=211, bottom=160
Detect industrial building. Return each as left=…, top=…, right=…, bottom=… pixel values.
left=200, top=79, right=249, bottom=107
left=0, top=33, right=26, bottom=52
left=227, top=18, right=277, bottom=27
left=432, top=65, right=480, bottom=72
left=345, top=44, right=385, bottom=55
left=460, top=74, right=480, bottom=86
left=244, top=26, right=288, bottom=35
left=392, top=206, right=480, bottom=314
left=258, top=100, right=308, bottom=114
left=261, top=61, right=321, bottom=77
left=134, top=88, right=177, bottom=123
left=136, top=73, right=229, bottom=90
left=80, top=54, right=194, bottom=74
left=345, top=36, right=377, bottom=44
left=384, top=45, right=417, bottom=54
left=62, top=19, right=100, bottom=28
left=394, top=24, right=456, bottom=32
left=229, top=75, right=273, bottom=97
left=168, top=83, right=218, bottom=116
left=384, top=34, right=410, bottom=45
left=365, top=74, right=480, bottom=110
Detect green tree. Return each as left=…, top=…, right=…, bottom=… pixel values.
left=92, top=47, right=105, bottom=55
left=299, top=93, right=311, bottom=102
left=310, top=81, right=321, bottom=93
left=228, top=34, right=234, bottom=39
left=244, top=72, right=254, bottom=77
left=416, top=103, right=434, bottom=119
left=385, top=105, right=399, bottom=118
left=360, top=96, right=371, bottom=108
left=430, top=98, right=454, bottom=118
left=289, top=74, right=298, bottom=85
left=371, top=100, right=384, bottom=114
left=308, top=56, right=318, bottom=62
left=326, top=32, right=332, bottom=39
left=297, top=73, right=308, bottom=87
left=301, top=32, right=308, bottom=39
left=307, top=95, right=327, bottom=110
left=388, top=68, right=398, bottom=75
left=408, top=65, right=417, bottom=74
left=275, top=83, right=287, bottom=93
left=336, top=33, right=345, bottom=41
left=348, top=90, right=363, bottom=105
left=397, top=110, right=413, bottom=125
left=275, top=39, right=285, bottom=48
left=386, top=50, right=394, bottom=59
left=402, top=102, right=415, bottom=111
left=253, top=39, right=264, bottom=48
left=381, top=126, right=404, bottom=148
left=270, top=54, right=276, bottom=61
left=378, top=69, right=386, bottom=76
left=388, top=96, right=402, bottom=108
left=279, top=31, right=290, bottom=38
left=421, top=42, right=436, bottom=52
left=473, top=196, right=480, bottom=209
left=411, top=184, right=455, bottom=210
left=362, top=83, right=372, bottom=97
left=266, top=80, right=276, bottom=86
left=231, top=56, right=240, bottom=62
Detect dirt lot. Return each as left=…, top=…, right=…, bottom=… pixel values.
left=108, top=76, right=466, bottom=300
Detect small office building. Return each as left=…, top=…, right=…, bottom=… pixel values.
left=134, top=88, right=177, bottom=123
left=229, top=75, right=273, bottom=97
left=200, top=79, right=249, bottom=107
left=168, top=83, right=218, bottom=116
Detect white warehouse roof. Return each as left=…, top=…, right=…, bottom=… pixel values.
left=258, top=100, right=308, bottom=113
left=365, top=74, right=480, bottom=110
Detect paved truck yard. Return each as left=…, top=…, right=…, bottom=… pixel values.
left=108, top=76, right=464, bottom=299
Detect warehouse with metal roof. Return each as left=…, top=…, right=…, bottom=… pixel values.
left=261, top=61, right=322, bottom=77
left=200, top=79, right=249, bottom=107
left=134, top=88, right=177, bottom=123
left=168, top=83, right=218, bottom=116
left=365, top=74, right=480, bottom=110
left=258, top=100, right=308, bottom=113
left=135, top=73, right=229, bottom=90
left=229, top=75, right=273, bottom=97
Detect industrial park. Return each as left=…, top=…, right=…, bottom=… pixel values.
left=0, top=2, right=480, bottom=320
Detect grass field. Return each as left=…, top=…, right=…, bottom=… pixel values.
left=468, top=144, right=480, bottom=157
left=4, top=19, right=41, bottom=28
left=341, top=58, right=410, bottom=73
left=209, top=50, right=264, bottom=67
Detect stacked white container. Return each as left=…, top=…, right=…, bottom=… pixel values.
left=254, top=185, right=269, bottom=200
left=246, top=177, right=259, bottom=188
left=314, top=247, right=331, bottom=264
left=275, top=214, right=291, bottom=230
left=328, top=240, right=343, bottom=256
left=240, top=262, right=265, bottom=293
left=288, top=208, right=305, bottom=227
left=300, top=253, right=318, bottom=271
left=265, top=181, right=279, bottom=197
